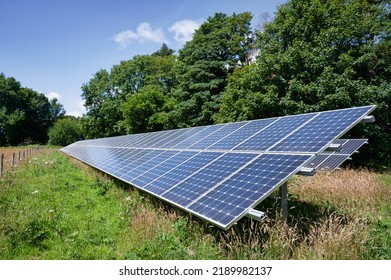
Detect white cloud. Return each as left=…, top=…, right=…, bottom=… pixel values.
left=169, top=19, right=201, bottom=43
left=77, top=100, right=85, bottom=111
left=46, top=91, right=61, bottom=100
left=67, top=100, right=86, bottom=118
left=112, top=22, right=167, bottom=47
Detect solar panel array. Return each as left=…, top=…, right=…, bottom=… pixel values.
left=61, top=105, right=375, bottom=229
left=306, top=139, right=367, bottom=171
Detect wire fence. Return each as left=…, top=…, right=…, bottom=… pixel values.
left=0, top=146, right=43, bottom=177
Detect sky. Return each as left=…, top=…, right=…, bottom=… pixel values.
left=0, top=0, right=287, bottom=117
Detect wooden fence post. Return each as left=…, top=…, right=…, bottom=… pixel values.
left=12, top=153, right=15, bottom=169
left=0, top=154, right=3, bottom=177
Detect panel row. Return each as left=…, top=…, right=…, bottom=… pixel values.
left=72, top=106, right=374, bottom=154
left=61, top=145, right=312, bottom=228
left=306, top=139, right=367, bottom=171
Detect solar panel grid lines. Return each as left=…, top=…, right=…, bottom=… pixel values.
left=173, top=124, right=227, bottom=149
left=143, top=151, right=223, bottom=195
left=187, top=153, right=315, bottom=228
left=327, top=139, right=367, bottom=155
left=209, top=117, right=278, bottom=151
left=240, top=112, right=317, bottom=152
left=161, top=152, right=258, bottom=208
left=307, top=139, right=368, bottom=171
left=118, top=150, right=168, bottom=181
left=150, top=128, right=188, bottom=148
left=306, top=154, right=330, bottom=169
left=184, top=152, right=263, bottom=208
left=60, top=105, right=376, bottom=230
left=188, top=121, right=247, bottom=150
left=270, top=106, right=375, bottom=153
left=159, top=126, right=205, bottom=148
left=130, top=150, right=184, bottom=186
left=129, top=131, right=163, bottom=148
left=316, top=154, right=351, bottom=171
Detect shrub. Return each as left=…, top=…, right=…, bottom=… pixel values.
left=48, top=117, right=83, bottom=146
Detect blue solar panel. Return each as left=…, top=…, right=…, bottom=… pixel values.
left=306, top=139, right=368, bottom=171
left=316, top=154, right=350, bottom=171
left=270, top=106, right=373, bottom=153
left=208, top=118, right=278, bottom=150
left=159, top=127, right=204, bottom=148
left=131, top=150, right=187, bottom=187
left=143, top=152, right=222, bottom=195
left=327, top=139, right=367, bottom=155
left=61, top=105, right=375, bottom=229
left=187, top=154, right=313, bottom=227
left=237, top=113, right=316, bottom=151
left=162, top=153, right=257, bottom=207
left=188, top=122, right=247, bottom=150
left=174, top=125, right=226, bottom=149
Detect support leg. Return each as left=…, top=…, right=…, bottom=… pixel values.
left=280, top=182, right=288, bottom=224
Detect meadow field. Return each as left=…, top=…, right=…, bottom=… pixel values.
left=0, top=149, right=390, bottom=260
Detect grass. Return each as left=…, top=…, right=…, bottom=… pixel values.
left=0, top=149, right=390, bottom=259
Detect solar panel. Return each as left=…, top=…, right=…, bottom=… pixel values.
left=61, top=105, right=375, bottom=229
left=307, top=139, right=368, bottom=171
left=269, top=106, right=373, bottom=153
left=187, top=153, right=312, bottom=227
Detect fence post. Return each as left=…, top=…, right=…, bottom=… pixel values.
left=0, top=154, right=3, bottom=177
left=12, top=153, right=15, bottom=169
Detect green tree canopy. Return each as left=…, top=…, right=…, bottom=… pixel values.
left=81, top=45, right=177, bottom=138
left=171, top=12, right=255, bottom=127
left=216, top=0, right=390, bottom=168
left=48, top=117, right=83, bottom=146
left=0, top=73, right=65, bottom=145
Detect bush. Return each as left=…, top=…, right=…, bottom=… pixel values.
left=48, top=117, right=83, bottom=146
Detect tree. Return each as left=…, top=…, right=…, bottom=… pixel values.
left=48, top=117, right=83, bottom=146
left=81, top=47, right=177, bottom=138
left=171, top=12, right=255, bottom=127
left=153, top=43, right=175, bottom=57
left=49, top=98, right=66, bottom=122
left=217, top=0, right=391, bottom=168
left=81, top=69, right=124, bottom=139
left=0, top=73, right=64, bottom=145
left=121, top=84, right=173, bottom=133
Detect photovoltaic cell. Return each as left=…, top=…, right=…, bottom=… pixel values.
left=143, top=152, right=222, bottom=195
left=162, top=153, right=257, bottom=207
left=270, top=106, right=373, bottom=153
left=187, top=154, right=313, bottom=227
left=61, top=105, right=375, bottom=229
left=174, top=124, right=226, bottom=149
left=188, top=122, right=247, bottom=150
left=237, top=113, right=316, bottom=151
left=327, top=139, right=367, bottom=155
left=208, top=118, right=278, bottom=150
left=307, top=139, right=368, bottom=171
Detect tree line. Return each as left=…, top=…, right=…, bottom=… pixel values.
left=1, top=0, right=389, bottom=169
left=80, top=0, right=390, bottom=168
left=0, top=73, right=65, bottom=146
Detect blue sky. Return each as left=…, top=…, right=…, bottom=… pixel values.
left=1, top=0, right=287, bottom=117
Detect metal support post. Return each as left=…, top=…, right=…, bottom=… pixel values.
left=280, top=182, right=288, bottom=224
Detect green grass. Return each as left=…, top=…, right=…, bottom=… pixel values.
left=0, top=150, right=390, bottom=259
